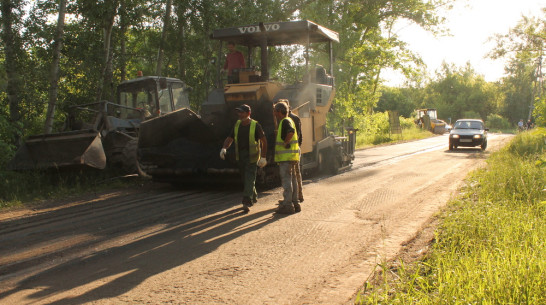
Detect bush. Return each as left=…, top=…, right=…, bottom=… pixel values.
left=400, top=116, right=416, bottom=129
left=462, top=110, right=481, bottom=119
left=485, top=114, right=512, bottom=131
left=354, top=112, right=431, bottom=147
left=505, top=127, right=545, bottom=158
left=0, top=115, right=18, bottom=169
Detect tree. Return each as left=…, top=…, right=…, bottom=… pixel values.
left=298, top=0, right=454, bottom=130
left=490, top=10, right=546, bottom=125
left=156, top=0, right=172, bottom=76
left=422, top=62, right=497, bottom=122
left=44, top=0, right=67, bottom=134
left=0, top=0, right=25, bottom=143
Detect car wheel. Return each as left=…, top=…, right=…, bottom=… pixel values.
left=449, top=142, right=454, bottom=151
left=481, top=141, right=487, bottom=150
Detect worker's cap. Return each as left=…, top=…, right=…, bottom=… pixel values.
left=235, top=104, right=251, bottom=113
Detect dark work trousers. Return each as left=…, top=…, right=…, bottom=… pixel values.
left=237, top=150, right=258, bottom=205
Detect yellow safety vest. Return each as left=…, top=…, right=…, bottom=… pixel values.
left=274, top=117, right=300, bottom=162
left=234, top=119, right=260, bottom=163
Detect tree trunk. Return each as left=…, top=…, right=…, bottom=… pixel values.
left=44, top=0, right=67, bottom=134
left=120, top=0, right=127, bottom=82
left=0, top=0, right=22, bottom=143
left=95, top=2, right=118, bottom=102
left=176, top=1, right=186, bottom=79
left=156, top=0, right=172, bottom=76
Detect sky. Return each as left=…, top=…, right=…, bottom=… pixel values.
left=384, top=0, right=545, bottom=86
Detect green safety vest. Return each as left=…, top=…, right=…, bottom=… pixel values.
left=274, top=117, right=300, bottom=162
left=234, top=119, right=260, bottom=163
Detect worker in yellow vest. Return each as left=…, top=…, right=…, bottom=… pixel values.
left=278, top=99, right=304, bottom=204
left=273, top=102, right=300, bottom=214
left=220, top=104, right=267, bottom=213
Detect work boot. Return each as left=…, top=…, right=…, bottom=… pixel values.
left=242, top=196, right=253, bottom=207
left=242, top=204, right=250, bottom=213
left=275, top=204, right=295, bottom=214
left=293, top=202, right=301, bottom=213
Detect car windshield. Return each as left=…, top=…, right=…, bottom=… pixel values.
left=454, top=121, right=483, bottom=129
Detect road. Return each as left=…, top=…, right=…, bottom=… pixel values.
left=0, top=133, right=513, bottom=304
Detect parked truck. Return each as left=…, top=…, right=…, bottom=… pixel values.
left=9, top=76, right=191, bottom=173
left=137, top=20, right=356, bottom=184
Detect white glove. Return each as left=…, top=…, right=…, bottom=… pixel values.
left=219, top=148, right=227, bottom=160
left=257, top=158, right=267, bottom=168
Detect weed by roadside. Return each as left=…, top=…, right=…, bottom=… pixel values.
left=356, top=128, right=546, bottom=304
left=356, top=124, right=432, bottom=148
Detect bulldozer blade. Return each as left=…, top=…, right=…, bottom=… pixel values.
left=138, top=108, right=221, bottom=174
left=138, top=108, right=216, bottom=149
left=8, top=130, right=107, bottom=171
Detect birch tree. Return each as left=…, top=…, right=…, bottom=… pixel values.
left=44, top=0, right=67, bottom=134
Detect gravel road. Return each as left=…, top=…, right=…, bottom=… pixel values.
left=0, top=133, right=513, bottom=304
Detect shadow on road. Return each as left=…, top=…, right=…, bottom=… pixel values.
left=0, top=204, right=279, bottom=304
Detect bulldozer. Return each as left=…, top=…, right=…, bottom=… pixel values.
left=8, top=76, right=191, bottom=173
left=137, top=20, right=356, bottom=184
left=415, top=108, right=446, bottom=134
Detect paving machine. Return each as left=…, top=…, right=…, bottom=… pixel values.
left=9, top=76, right=191, bottom=172
left=415, top=108, right=446, bottom=134
left=137, top=20, right=356, bottom=184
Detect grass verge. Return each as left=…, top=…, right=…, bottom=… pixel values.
left=356, top=128, right=546, bottom=304
left=356, top=126, right=432, bottom=148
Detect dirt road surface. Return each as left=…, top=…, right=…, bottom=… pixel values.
left=0, top=134, right=513, bottom=304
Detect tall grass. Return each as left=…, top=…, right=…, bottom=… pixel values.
left=356, top=128, right=546, bottom=304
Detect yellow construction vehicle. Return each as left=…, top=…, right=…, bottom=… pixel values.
left=137, top=20, right=357, bottom=184
left=415, top=108, right=446, bottom=134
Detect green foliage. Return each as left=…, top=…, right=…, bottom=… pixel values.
left=504, top=127, right=545, bottom=158
left=355, top=112, right=431, bottom=147
left=490, top=13, right=545, bottom=125
left=0, top=115, right=18, bottom=168
left=534, top=95, right=546, bottom=127
left=485, top=113, right=512, bottom=131
left=423, top=63, right=497, bottom=122
left=299, top=0, right=453, bottom=130
left=376, top=87, right=418, bottom=118
left=356, top=130, right=546, bottom=304
left=0, top=0, right=458, bottom=170
left=461, top=110, right=481, bottom=119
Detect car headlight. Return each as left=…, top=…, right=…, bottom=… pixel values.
left=451, top=134, right=459, bottom=139
left=473, top=134, right=482, bottom=139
